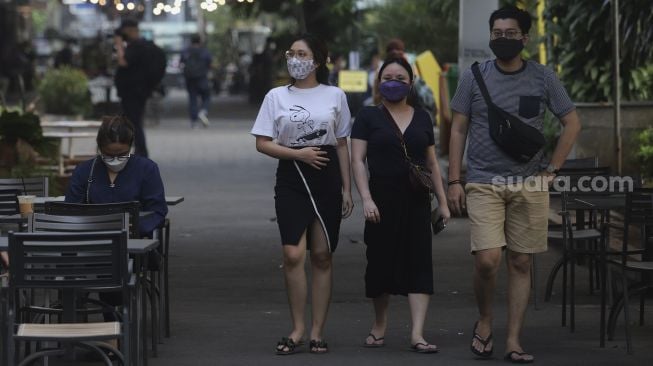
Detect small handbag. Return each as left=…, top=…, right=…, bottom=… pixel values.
left=380, top=105, right=434, bottom=194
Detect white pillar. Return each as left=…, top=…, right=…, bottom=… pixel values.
left=458, top=0, right=499, bottom=77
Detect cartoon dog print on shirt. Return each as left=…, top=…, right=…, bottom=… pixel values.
left=289, top=105, right=328, bottom=145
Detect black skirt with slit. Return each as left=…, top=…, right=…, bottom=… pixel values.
left=274, top=145, right=342, bottom=252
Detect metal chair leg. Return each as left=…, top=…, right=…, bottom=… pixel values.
left=639, top=293, right=645, bottom=326
left=622, top=271, right=633, bottom=354
left=164, top=218, right=171, bottom=338
left=600, top=236, right=607, bottom=348
left=531, top=254, right=539, bottom=310
left=562, top=247, right=568, bottom=327
left=570, top=247, right=576, bottom=332
left=545, top=257, right=564, bottom=302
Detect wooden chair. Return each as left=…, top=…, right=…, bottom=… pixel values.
left=6, top=231, right=133, bottom=366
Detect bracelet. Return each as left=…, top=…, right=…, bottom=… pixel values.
left=448, top=179, right=463, bottom=186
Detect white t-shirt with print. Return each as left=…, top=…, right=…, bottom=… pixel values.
left=251, top=84, right=352, bottom=147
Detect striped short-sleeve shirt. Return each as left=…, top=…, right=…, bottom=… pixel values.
left=450, top=59, right=575, bottom=184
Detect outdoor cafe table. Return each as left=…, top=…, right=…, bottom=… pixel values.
left=41, top=121, right=102, bottom=164
left=0, top=236, right=158, bottom=366
left=42, top=131, right=98, bottom=176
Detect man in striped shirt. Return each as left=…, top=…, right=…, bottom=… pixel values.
left=447, top=5, right=581, bottom=363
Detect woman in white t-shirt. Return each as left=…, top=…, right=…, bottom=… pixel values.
left=251, top=33, right=353, bottom=355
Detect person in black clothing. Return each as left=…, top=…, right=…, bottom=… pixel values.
left=54, top=39, right=74, bottom=69
left=351, top=57, right=450, bottom=352
left=114, top=19, right=151, bottom=157
left=181, top=33, right=212, bottom=128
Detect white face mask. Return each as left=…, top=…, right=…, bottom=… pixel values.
left=287, top=57, right=316, bottom=80
left=102, top=155, right=130, bottom=173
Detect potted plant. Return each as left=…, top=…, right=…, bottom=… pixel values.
left=0, top=105, right=57, bottom=175
left=38, top=66, right=92, bottom=120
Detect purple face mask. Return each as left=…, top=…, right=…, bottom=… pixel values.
left=379, top=80, right=410, bottom=102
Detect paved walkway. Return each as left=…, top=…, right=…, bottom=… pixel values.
left=63, top=90, right=653, bottom=365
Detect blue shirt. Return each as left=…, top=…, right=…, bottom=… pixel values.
left=65, top=155, right=168, bottom=237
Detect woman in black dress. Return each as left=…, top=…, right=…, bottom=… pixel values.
left=351, top=57, right=450, bottom=352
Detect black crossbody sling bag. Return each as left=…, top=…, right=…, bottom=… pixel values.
left=471, top=62, right=545, bottom=163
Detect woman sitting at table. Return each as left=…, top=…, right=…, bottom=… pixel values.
left=65, top=114, right=168, bottom=237
left=65, top=114, right=167, bottom=325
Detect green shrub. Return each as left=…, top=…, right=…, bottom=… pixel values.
left=635, top=127, right=653, bottom=179
left=38, top=67, right=92, bottom=116
left=542, top=110, right=560, bottom=159
left=0, top=109, right=58, bottom=157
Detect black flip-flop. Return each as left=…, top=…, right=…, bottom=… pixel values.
left=504, top=351, right=534, bottom=364
left=410, top=342, right=439, bottom=354
left=276, top=337, right=299, bottom=355
left=363, top=333, right=385, bottom=348
left=309, top=339, right=329, bottom=354
left=470, top=321, right=493, bottom=358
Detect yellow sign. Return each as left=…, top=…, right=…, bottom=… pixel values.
left=415, top=51, right=442, bottom=124
left=338, top=70, right=368, bottom=93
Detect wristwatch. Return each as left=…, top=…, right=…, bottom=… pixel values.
left=545, top=163, right=559, bottom=175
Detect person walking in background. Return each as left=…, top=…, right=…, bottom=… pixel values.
left=447, top=5, right=580, bottom=363
left=249, top=38, right=275, bottom=104
left=328, top=54, right=346, bottom=87
left=54, top=38, right=75, bottom=69
left=351, top=57, right=450, bottom=353
left=114, top=18, right=166, bottom=157
left=251, top=33, right=353, bottom=355
left=181, top=33, right=212, bottom=128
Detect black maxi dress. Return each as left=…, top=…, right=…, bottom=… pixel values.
left=351, top=106, right=435, bottom=298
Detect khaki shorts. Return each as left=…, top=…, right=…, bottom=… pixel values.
left=465, top=182, right=549, bottom=254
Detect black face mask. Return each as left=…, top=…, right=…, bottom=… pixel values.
left=489, top=38, right=524, bottom=61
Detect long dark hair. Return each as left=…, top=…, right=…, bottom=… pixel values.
left=96, top=115, right=135, bottom=149
left=289, top=33, right=330, bottom=86
left=377, top=57, right=414, bottom=83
